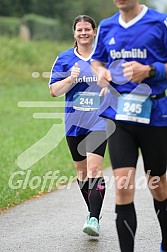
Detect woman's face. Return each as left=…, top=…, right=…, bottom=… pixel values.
left=74, top=21, right=96, bottom=46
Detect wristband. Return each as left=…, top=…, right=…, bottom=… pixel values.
left=152, top=62, right=166, bottom=81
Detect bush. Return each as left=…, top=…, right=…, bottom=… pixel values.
left=23, top=14, right=63, bottom=41
left=0, top=14, right=73, bottom=41
left=0, top=16, right=20, bottom=37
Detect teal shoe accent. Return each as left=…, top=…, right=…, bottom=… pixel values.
left=83, top=217, right=99, bottom=237
left=83, top=212, right=90, bottom=231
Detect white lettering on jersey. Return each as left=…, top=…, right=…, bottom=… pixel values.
left=110, top=48, right=147, bottom=59
left=74, top=75, right=98, bottom=84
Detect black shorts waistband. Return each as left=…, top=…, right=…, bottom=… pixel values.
left=150, top=91, right=166, bottom=100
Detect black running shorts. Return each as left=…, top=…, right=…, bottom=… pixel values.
left=66, top=131, right=107, bottom=161
left=107, top=120, right=167, bottom=176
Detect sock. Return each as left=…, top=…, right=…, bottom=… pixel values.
left=154, top=198, right=167, bottom=251
left=115, top=202, right=137, bottom=252
left=77, top=179, right=90, bottom=212
left=88, top=177, right=105, bottom=221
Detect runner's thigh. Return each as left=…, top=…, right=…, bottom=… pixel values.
left=107, top=121, right=138, bottom=169
left=138, top=126, right=167, bottom=176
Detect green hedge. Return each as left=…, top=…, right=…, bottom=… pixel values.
left=0, top=14, right=72, bottom=41
left=23, top=14, right=63, bottom=41
left=0, top=16, right=20, bottom=37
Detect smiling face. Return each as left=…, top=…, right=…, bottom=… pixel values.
left=113, top=0, right=139, bottom=11
left=74, top=21, right=96, bottom=47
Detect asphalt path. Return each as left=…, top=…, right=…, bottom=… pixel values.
left=0, top=156, right=163, bottom=252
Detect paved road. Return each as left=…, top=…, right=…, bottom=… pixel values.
left=0, top=156, right=163, bottom=252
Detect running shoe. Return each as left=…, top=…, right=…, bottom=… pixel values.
left=83, top=217, right=99, bottom=236
left=83, top=212, right=90, bottom=231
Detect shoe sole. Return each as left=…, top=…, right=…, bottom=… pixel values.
left=83, top=226, right=99, bottom=236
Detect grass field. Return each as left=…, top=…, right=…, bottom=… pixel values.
left=0, top=37, right=110, bottom=210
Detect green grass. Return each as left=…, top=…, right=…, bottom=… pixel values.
left=0, top=37, right=110, bottom=210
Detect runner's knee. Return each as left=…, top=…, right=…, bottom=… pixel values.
left=149, top=175, right=167, bottom=200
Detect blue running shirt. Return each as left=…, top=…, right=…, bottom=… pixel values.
left=49, top=48, right=106, bottom=136
left=91, top=5, right=167, bottom=126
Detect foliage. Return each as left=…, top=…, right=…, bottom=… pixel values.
left=23, top=14, right=62, bottom=40
left=0, top=16, right=20, bottom=36
left=0, top=0, right=162, bottom=42
left=0, top=36, right=70, bottom=82
left=0, top=0, right=157, bottom=22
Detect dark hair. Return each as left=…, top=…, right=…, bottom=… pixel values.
left=72, top=15, right=96, bottom=48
